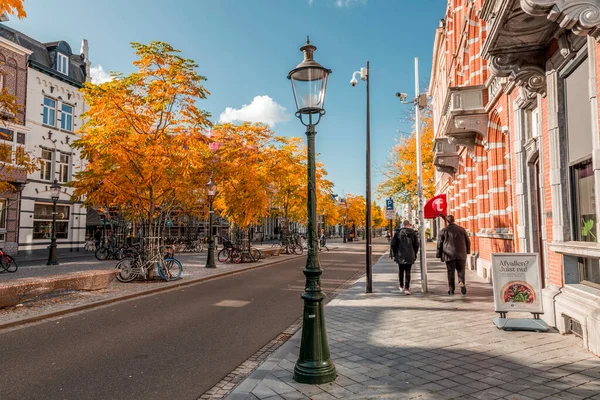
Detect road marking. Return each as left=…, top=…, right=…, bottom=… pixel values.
left=214, top=300, right=251, bottom=308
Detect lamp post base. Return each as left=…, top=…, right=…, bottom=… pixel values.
left=47, top=244, right=58, bottom=265
left=293, top=289, right=337, bottom=384
left=205, top=240, right=216, bottom=269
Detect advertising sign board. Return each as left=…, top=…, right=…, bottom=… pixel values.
left=491, top=253, right=542, bottom=314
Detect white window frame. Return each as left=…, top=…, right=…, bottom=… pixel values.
left=57, top=53, right=69, bottom=75
left=40, top=148, right=53, bottom=181
left=57, top=152, right=70, bottom=183
left=61, top=103, right=73, bottom=132
left=43, top=97, right=56, bottom=127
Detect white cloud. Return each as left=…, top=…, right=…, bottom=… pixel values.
left=219, top=96, right=290, bottom=126
left=334, top=0, right=367, bottom=7
left=308, top=0, right=314, bottom=4
left=90, top=65, right=113, bottom=84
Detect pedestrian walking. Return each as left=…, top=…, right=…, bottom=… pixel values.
left=319, top=229, right=329, bottom=251
left=390, top=220, right=419, bottom=295
left=436, top=215, right=471, bottom=295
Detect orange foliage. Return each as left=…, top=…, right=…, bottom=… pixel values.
left=0, top=0, right=26, bottom=19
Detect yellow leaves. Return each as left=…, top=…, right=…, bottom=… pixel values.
left=378, top=109, right=435, bottom=209
left=0, top=0, right=26, bottom=19
left=73, top=42, right=211, bottom=225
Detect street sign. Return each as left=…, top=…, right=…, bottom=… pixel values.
left=385, top=209, right=395, bottom=220
left=385, top=198, right=394, bottom=211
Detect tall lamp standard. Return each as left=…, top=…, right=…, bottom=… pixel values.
left=47, top=179, right=61, bottom=265
left=205, top=177, right=217, bottom=269
left=350, top=63, right=373, bottom=293
left=397, top=57, right=428, bottom=292
left=288, top=37, right=336, bottom=384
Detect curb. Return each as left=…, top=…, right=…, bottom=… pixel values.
left=0, top=254, right=305, bottom=331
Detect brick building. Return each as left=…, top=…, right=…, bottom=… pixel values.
left=0, top=31, right=31, bottom=253
left=430, top=0, right=600, bottom=356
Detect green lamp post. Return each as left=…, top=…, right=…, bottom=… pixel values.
left=205, top=177, right=217, bottom=269
left=287, top=37, right=336, bottom=385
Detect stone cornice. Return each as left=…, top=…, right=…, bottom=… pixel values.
left=521, top=0, right=600, bottom=37
left=489, top=51, right=547, bottom=96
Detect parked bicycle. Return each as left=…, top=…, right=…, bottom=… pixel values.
left=0, top=248, right=17, bottom=273
left=216, top=236, right=242, bottom=263
left=95, top=242, right=139, bottom=261
left=115, top=245, right=182, bottom=282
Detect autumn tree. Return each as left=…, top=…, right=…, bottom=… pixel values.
left=378, top=108, right=435, bottom=209
left=209, top=123, right=274, bottom=231
left=372, top=202, right=385, bottom=229
left=337, top=194, right=365, bottom=228
left=0, top=0, right=26, bottom=19
left=72, top=41, right=211, bottom=238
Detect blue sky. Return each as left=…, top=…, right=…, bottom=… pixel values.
left=7, top=0, right=445, bottom=202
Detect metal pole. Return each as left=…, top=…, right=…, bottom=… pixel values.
left=294, top=120, right=336, bottom=384
left=365, top=61, right=373, bottom=294
left=205, top=197, right=216, bottom=268
left=414, top=57, right=428, bottom=293
left=47, top=199, right=58, bottom=265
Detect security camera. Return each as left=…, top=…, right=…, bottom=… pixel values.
left=350, top=78, right=358, bottom=87
left=396, top=92, right=408, bottom=101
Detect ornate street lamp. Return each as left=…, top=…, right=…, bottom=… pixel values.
left=288, top=37, right=336, bottom=385
left=47, top=179, right=61, bottom=265
left=205, top=177, right=217, bottom=269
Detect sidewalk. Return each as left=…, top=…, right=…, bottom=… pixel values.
left=227, top=250, right=600, bottom=400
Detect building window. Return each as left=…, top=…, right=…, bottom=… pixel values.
left=33, top=202, right=70, bottom=239
left=572, top=160, right=596, bottom=242
left=58, top=153, right=70, bottom=183
left=0, top=199, right=5, bottom=229
left=56, top=53, right=69, bottom=75
left=61, top=103, right=73, bottom=131
left=40, top=149, right=52, bottom=181
left=43, top=97, right=56, bottom=126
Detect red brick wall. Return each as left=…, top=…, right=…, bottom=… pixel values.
left=0, top=46, right=28, bottom=125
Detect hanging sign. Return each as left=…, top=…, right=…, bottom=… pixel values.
left=424, top=194, right=447, bottom=218
left=491, top=253, right=543, bottom=314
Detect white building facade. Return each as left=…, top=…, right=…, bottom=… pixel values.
left=0, top=24, right=89, bottom=253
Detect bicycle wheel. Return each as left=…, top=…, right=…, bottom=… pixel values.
left=294, top=245, right=304, bottom=255
left=2, top=255, right=17, bottom=273
left=158, top=258, right=183, bottom=281
left=115, top=258, right=137, bottom=282
left=95, top=247, right=109, bottom=260
left=250, top=248, right=262, bottom=261
left=217, top=248, right=230, bottom=263
left=231, top=248, right=243, bottom=264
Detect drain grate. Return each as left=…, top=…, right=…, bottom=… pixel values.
left=567, top=316, right=584, bottom=338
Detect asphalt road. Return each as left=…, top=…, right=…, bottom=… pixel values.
left=0, top=245, right=383, bottom=400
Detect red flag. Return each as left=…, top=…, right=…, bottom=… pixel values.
left=424, top=194, right=447, bottom=219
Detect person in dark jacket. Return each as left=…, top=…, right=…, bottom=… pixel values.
left=436, top=215, right=471, bottom=295
left=390, top=220, right=420, bottom=295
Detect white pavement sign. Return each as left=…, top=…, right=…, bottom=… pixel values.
left=385, top=210, right=395, bottom=220
left=491, top=253, right=542, bottom=313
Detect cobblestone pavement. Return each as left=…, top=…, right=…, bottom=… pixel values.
left=227, top=249, right=600, bottom=400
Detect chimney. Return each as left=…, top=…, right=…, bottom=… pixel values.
left=80, top=39, right=91, bottom=82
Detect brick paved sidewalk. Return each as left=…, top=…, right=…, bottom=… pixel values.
left=226, top=251, right=600, bottom=400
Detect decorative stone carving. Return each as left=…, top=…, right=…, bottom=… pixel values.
left=521, top=0, right=600, bottom=38
left=489, top=52, right=546, bottom=96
